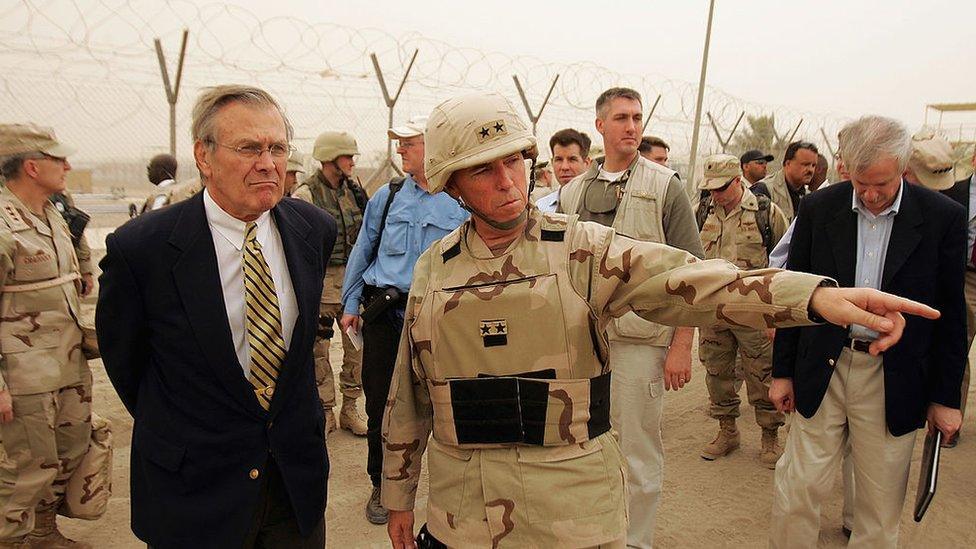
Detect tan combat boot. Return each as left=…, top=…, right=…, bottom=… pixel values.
left=324, top=408, right=337, bottom=436
left=701, top=418, right=740, bottom=460
left=26, top=508, right=91, bottom=549
left=339, top=397, right=368, bottom=436
left=760, top=428, right=783, bottom=469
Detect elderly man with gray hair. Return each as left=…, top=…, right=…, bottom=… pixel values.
left=768, top=115, right=966, bottom=548
left=98, top=84, right=337, bottom=548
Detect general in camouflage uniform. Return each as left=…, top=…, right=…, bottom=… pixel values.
left=380, top=93, right=935, bottom=549
left=292, top=131, right=368, bottom=435
left=695, top=154, right=790, bottom=468
left=0, top=125, right=93, bottom=549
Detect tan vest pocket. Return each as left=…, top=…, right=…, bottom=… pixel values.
left=517, top=437, right=615, bottom=523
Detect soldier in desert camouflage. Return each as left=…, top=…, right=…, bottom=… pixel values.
left=380, top=93, right=939, bottom=548
left=0, top=124, right=93, bottom=549
left=695, top=154, right=790, bottom=468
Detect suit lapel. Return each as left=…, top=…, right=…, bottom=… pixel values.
left=882, top=184, right=923, bottom=289
left=169, top=193, right=265, bottom=418
left=269, top=200, right=316, bottom=417
left=826, top=185, right=857, bottom=288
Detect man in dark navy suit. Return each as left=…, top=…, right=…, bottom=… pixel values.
left=97, top=85, right=336, bottom=548
left=941, top=148, right=976, bottom=433
left=768, top=116, right=966, bottom=549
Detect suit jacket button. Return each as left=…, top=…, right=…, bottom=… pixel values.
left=828, top=359, right=836, bottom=366
left=249, top=468, right=260, bottom=480
left=266, top=386, right=274, bottom=397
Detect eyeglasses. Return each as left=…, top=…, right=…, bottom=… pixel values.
left=210, top=141, right=294, bottom=159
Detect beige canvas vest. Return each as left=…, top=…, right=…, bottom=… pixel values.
left=559, top=156, right=676, bottom=346
left=0, top=190, right=85, bottom=395
left=410, top=212, right=611, bottom=449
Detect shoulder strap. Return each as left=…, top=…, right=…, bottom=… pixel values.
left=367, top=177, right=407, bottom=266
left=695, top=195, right=713, bottom=231
left=755, top=194, right=774, bottom=256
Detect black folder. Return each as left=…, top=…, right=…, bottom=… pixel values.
left=913, top=430, right=942, bottom=522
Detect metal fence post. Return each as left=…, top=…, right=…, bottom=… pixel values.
left=154, top=29, right=188, bottom=157
left=366, top=49, right=419, bottom=188
left=512, top=74, right=560, bottom=136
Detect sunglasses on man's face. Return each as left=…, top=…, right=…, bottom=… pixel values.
left=710, top=178, right=735, bottom=193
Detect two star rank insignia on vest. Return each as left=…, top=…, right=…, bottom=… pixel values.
left=480, top=319, right=508, bottom=347
left=476, top=120, right=507, bottom=143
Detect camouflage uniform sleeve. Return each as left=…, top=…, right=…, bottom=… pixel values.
left=0, top=230, right=15, bottom=391
left=569, top=220, right=827, bottom=330
left=380, top=248, right=434, bottom=512
left=74, top=232, right=93, bottom=274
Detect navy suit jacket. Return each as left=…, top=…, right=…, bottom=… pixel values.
left=773, top=181, right=967, bottom=436
left=96, top=193, right=336, bottom=548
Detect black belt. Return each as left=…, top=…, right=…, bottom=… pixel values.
left=844, top=337, right=873, bottom=353
left=363, top=284, right=408, bottom=309
left=448, top=370, right=611, bottom=445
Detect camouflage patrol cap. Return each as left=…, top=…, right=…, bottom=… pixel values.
left=424, top=92, right=537, bottom=194
left=909, top=131, right=954, bottom=191
left=699, top=153, right=742, bottom=190
left=0, top=123, right=75, bottom=158
left=312, top=131, right=358, bottom=162
left=287, top=150, right=305, bottom=173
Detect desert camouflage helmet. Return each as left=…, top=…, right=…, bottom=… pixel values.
left=424, top=92, right=537, bottom=194
left=312, top=131, right=359, bottom=162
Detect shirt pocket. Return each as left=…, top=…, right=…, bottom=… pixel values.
left=620, top=190, right=664, bottom=242
left=419, top=214, right=464, bottom=250
left=380, top=216, right=409, bottom=256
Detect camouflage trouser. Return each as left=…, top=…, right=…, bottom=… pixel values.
left=315, top=301, right=363, bottom=410
left=699, top=326, right=783, bottom=429
left=0, top=375, right=92, bottom=539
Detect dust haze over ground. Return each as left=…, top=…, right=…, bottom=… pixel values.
left=66, top=197, right=976, bottom=548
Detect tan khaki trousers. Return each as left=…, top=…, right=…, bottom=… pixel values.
left=769, top=348, right=916, bottom=549
left=609, top=342, right=667, bottom=549
left=962, top=269, right=976, bottom=418
left=314, top=264, right=363, bottom=410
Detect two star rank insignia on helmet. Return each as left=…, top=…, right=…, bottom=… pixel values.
left=476, top=120, right=507, bottom=143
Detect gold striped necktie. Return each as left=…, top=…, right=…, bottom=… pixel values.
left=243, top=221, right=286, bottom=410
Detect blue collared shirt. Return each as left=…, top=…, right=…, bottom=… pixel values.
left=850, top=180, right=905, bottom=340
left=341, top=175, right=468, bottom=316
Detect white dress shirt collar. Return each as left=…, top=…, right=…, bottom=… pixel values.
left=203, top=188, right=273, bottom=252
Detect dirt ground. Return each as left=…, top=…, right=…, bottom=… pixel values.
left=59, top=345, right=976, bottom=548
left=60, top=199, right=976, bottom=548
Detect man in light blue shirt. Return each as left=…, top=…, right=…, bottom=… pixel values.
left=339, top=115, right=466, bottom=526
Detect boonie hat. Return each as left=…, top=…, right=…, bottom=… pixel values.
left=0, top=123, right=75, bottom=158
left=909, top=131, right=955, bottom=191
left=699, top=154, right=743, bottom=190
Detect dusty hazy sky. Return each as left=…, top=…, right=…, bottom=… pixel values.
left=229, top=0, right=975, bottom=132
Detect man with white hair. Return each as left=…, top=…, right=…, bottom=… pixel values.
left=379, top=94, right=940, bottom=549
left=339, top=115, right=466, bottom=525
left=769, top=115, right=966, bottom=548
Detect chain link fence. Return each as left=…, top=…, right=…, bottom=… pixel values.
left=1, top=0, right=857, bottom=192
